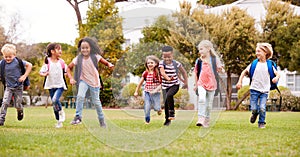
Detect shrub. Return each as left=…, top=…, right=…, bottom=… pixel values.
left=174, top=88, right=190, bottom=109
left=121, top=83, right=139, bottom=99
left=237, top=85, right=250, bottom=99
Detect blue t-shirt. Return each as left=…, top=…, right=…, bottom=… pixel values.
left=0, top=58, right=26, bottom=88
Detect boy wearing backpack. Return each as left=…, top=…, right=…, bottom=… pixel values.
left=236, top=43, right=280, bottom=128
left=194, top=40, right=224, bottom=128
left=159, top=46, right=188, bottom=126
left=0, top=44, right=32, bottom=126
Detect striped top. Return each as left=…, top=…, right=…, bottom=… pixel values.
left=159, top=60, right=181, bottom=89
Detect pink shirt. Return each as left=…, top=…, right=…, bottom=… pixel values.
left=72, top=55, right=102, bottom=88
left=194, top=62, right=217, bottom=91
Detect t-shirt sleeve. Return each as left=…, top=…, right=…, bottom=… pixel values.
left=72, top=56, right=78, bottom=65
left=39, top=64, right=48, bottom=73
left=96, top=54, right=103, bottom=62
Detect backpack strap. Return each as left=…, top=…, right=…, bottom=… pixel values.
left=0, top=60, right=6, bottom=85
left=16, top=57, right=30, bottom=89
left=142, top=71, right=148, bottom=81
left=163, top=60, right=179, bottom=75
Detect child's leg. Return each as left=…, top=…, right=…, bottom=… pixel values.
left=14, top=86, right=24, bottom=121
left=75, top=81, right=89, bottom=118
left=152, top=92, right=161, bottom=112
left=205, top=89, right=215, bottom=118
left=258, top=93, right=268, bottom=125
left=249, top=89, right=259, bottom=123
left=165, top=85, right=179, bottom=119
left=197, top=86, right=207, bottom=118
left=50, top=88, right=65, bottom=122
left=144, top=92, right=151, bottom=123
left=89, top=86, right=104, bottom=121
left=0, top=88, right=13, bottom=124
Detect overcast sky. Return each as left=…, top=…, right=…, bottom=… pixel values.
left=0, top=0, right=197, bottom=45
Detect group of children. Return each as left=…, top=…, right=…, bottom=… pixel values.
left=0, top=38, right=279, bottom=129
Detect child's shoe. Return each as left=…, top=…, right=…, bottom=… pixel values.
left=70, top=116, right=81, bottom=125
left=250, top=110, right=258, bottom=123
left=258, top=123, right=266, bottom=128
left=17, top=109, right=24, bottom=121
left=55, top=121, right=63, bottom=128
left=59, top=109, right=65, bottom=122
left=196, top=116, right=205, bottom=126
left=0, top=120, right=4, bottom=126
left=157, top=110, right=162, bottom=115
left=202, top=118, right=210, bottom=128
left=163, top=119, right=171, bottom=126
left=168, top=110, right=175, bottom=120
left=99, top=119, right=106, bottom=128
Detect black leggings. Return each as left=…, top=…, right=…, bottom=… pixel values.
left=162, top=85, right=179, bottom=120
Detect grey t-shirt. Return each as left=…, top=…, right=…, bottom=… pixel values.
left=0, top=58, right=25, bottom=88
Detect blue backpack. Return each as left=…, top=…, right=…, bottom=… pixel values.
left=249, top=59, right=281, bottom=106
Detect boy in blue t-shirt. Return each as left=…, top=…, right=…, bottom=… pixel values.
left=0, top=44, right=32, bottom=126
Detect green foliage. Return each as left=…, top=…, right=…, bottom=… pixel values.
left=174, top=88, right=190, bottom=109
left=121, top=83, right=138, bottom=99
left=237, top=85, right=250, bottom=99
left=261, top=0, right=300, bottom=72
left=281, top=94, right=300, bottom=111
left=197, top=0, right=238, bottom=6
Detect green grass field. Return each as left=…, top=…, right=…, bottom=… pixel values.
left=0, top=107, right=299, bottom=157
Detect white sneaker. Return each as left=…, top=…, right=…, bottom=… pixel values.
left=55, top=121, right=63, bottom=128
left=59, top=110, right=65, bottom=122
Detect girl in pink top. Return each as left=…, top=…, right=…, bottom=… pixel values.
left=194, top=40, right=224, bottom=128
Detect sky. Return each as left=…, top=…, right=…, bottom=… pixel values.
left=0, top=0, right=88, bottom=45
left=0, top=0, right=197, bottom=45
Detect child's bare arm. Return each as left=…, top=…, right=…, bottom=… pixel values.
left=159, top=67, right=172, bottom=81
left=67, top=62, right=76, bottom=85
left=179, top=66, right=188, bottom=89
left=236, top=68, right=248, bottom=89
left=134, top=79, right=144, bottom=97
left=19, top=62, right=32, bottom=82
left=99, top=58, right=114, bottom=69
left=272, top=70, right=280, bottom=83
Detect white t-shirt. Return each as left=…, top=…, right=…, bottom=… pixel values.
left=40, top=60, right=67, bottom=90
left=246, top=62, right=271, bottom=93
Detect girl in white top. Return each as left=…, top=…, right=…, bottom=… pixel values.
left=39, top=43, right=67, bottom=128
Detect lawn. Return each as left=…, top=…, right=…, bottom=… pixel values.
left=0, top=107, right=299, bottom=157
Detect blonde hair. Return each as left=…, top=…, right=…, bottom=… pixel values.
left=256, top=43, right=273, bottom=59
left=197, top=40, right=219, bottom=57
left=1, top=44, right=17, bottom=55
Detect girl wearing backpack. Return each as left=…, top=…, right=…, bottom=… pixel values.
left=194, top=40, right=224, bottom=128
left=236, top=43, right=280, bottom=128
left=67, top=37, right=114, bottom=128
left=134, top=55, right=162, bottom=124
left=39, top=43, right=68, bottom=128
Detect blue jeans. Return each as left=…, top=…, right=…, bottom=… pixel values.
left=49, top=88, right=64, bottom=120
left=75, top=80, right=104, bottom=120
left=197, top=86, right=215, bottom=118
left=250, top=89, right=268, bottom=124
left=144, top=91, right=161, bottom=123
left=49, top=88, right=64, bottom=112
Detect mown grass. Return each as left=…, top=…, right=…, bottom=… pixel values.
left=0, top=107, right=299, bottom=157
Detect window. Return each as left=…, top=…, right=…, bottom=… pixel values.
left=286, top=73, right=300, bottom=91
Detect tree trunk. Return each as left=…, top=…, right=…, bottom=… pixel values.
left=233, top=90, right=250, bottom=110
left=226, top=71, right=232, bottom=110
left=66, top=0, right=88, bottom=29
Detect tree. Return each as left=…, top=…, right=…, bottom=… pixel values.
left=261, top=0, right=300, bottom=72
left=66, top=0, right=89, bottom=29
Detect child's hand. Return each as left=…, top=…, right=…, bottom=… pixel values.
left=108, top=63, right=114, bottom=70
left=236, top=82, right=242, bottom=90
left=18, top=75, right=27, bottom=83
left=182, top=83, right=188, bottom=89
left=134, top=92, right=138, bottom=97
left=272, top=77, right=279, bottom=83
left=70, top=78, right=77, bottom=85
left=40, top=72, right=49, bottom=77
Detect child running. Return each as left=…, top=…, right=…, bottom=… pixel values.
left=134, top=55, right=162, bottom=124
left=194, top=40, right=224, bottom=128
left=67, top=37, right=114, bottom=128
left=236, top=43, right=280, bottom=128
left=39, top=43, right=67, bottom=128
left=0, top=44, right=32, bottom=126
left=159, top=46, right=188, bottom=126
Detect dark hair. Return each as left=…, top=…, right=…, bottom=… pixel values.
left=161, top=46, right=173, bottom=53
left=44, top=43, right=61, bottom=64
left=77, top=37, right=103, bottom=55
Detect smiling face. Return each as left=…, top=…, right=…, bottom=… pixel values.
left=3, top=52, right=16, bottom=63
left=198, top=45, right=210, bottom=57
left=162, top=51, right=173, bottom=64
left=255, top=46, right=267, bottom=61
left=80, top=41, right=91, bottom=57
left=146, top=58, right=157, bottom=71
left=51, top=45, right=62, bottom=58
